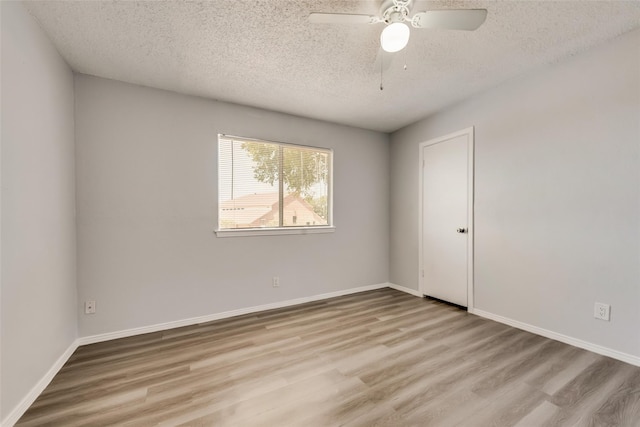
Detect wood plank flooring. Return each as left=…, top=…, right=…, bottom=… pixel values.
left=16, top=289, right=640, bottom=426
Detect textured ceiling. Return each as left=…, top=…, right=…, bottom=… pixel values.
left=25, top=0, right=640, bottom=132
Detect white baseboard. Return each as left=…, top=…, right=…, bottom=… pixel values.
left=387, top=282, right=423, bottom=297
left=470, top=308, right=640, bottom=367
left=78, top=283, right=389, bottom=346
left=2, top=339, right=80, bottom=427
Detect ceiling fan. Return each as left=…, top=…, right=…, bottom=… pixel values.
left=309, top=0, right=487, bottom=53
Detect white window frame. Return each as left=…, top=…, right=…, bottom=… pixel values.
left=215, top=134, right=335, bottom=237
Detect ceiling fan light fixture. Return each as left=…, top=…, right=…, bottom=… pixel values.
left=380, top=22, right=410, bottom=52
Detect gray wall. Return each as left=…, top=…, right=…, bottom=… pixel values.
left=1, top=1, right=78, bottom=420
left=74, top=75, right=389, bottom=337
left=390, top=30, right=640, bottom=358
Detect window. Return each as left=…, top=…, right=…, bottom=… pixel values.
left=216, top=135, right=333, bottom=236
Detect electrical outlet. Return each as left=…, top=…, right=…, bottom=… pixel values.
left=594, top=303, right=610, bottom=321
left=272, top=276, right=280, bottom=288
left=85, top=300, right=96, bottom=314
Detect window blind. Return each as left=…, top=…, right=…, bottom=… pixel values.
left=218, top=135, right=332, bottom=230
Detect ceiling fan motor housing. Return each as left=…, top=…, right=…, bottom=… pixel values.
left=381, top=0, right=413, bottom=23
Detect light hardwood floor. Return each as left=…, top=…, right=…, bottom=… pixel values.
left=16, top=289, right=640, bottom=426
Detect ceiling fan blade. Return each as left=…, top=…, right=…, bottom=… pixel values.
left=412, top=9, right=488, bottom=31
left=373, top=48, right=395, bottom=73
left=308, top=13, right=379, bottom=24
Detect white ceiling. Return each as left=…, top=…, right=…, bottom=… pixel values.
left=25, top=0, right=640, bottom=133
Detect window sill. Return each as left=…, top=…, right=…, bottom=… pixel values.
left=215, top=226, right=335, bottom=238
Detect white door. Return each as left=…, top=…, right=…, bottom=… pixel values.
left=420, top=129, right=473, bottom=307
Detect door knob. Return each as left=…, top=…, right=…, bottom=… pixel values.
left=456, top=228, right=467, bottom=233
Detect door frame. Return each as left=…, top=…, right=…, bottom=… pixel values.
left=418, top=127, right=475, bottom=310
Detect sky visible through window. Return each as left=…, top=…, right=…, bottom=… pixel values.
left=219, top=142, right=274, bottom=201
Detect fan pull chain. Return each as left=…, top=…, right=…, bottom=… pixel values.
left=404, top=47, right=408, bottom=71
left=380, top=55, right=384, bottom=90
